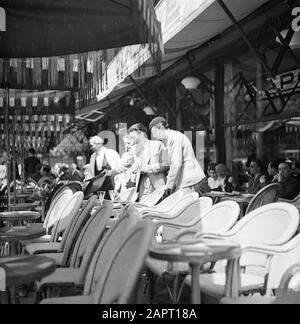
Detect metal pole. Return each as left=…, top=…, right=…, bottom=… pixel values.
left=20, top=110, right=25, bottom=189
left=12, top=103, right=17, bottom=205
left=216, top=0, right=274, bottom=78
left=4, top=60, right=11, bottom=211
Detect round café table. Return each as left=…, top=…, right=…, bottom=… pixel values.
left=0, top=211, right=41, bottom=227
left=0, top=224, right=46, bottom=255
left=0, top=255, right=56, bottom=304
left=11, top=203, right=39, bottom=212
left=204, top=192, right=254, bottom=204
left=0, top=224, right=45, bottom=243
left=149, top=239, right=241, bottom=304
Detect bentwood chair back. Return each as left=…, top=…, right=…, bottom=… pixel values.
left=189, top=203, right=300, bottom=303
left=138, top=189, right=165, bottom=207
left=50, top=192, right=84, bottom=242
left=280, top=194, right=300, bottom=206
left=93, top=220, right=155, bottom=304
left=40, top=216, right=155, bottom=305
left=70, top=201, right=113, bottom=270
left=44, top=182, right=65, bottom=214
left=173, top=200, right=240, bottom=240
left=60, top=195, right=97, bottom=266
left=140, top=193, right=199, bottom=217
left=220, top=263, right=300, bottom=304
left=213, top=202, right=299, bottom=269
left=83, top=207, right=141, bottom=295
left=45, top=182, right=83, bottom=214
left=118, top=188, right=138, bottom=203
left=266, top=234, right=300, bottom=292
left=24, top=195, right=97, bottom=257
left=143, top=190, right=185, bottom=212
left=43, top=189, right=74, bottom=232
left=245, top=183, right=281, bottom=215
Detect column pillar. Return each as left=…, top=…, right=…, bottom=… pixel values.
left=214, top=60, right=226, bottom=164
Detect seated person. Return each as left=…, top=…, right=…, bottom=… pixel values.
left=264, top=159, right=284, bottom=184
left=274, top=161, right=300, bottom=200
left=248, top=159, right=267, bottom=194
left=68, top=163, right=84, bottom=182
left=207, top=164, right=220, bottom=190
left=30, top=163, right=42, bottom=183
left=38, top=165, right=55, bottom=189
left=215, top=164, right=238, bottom=193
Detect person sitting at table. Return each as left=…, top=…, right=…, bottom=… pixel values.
left=207, top=163, right=221, bottom=190
left=248, top=159, right=267, bottom=194
left=29, top=163, right=42, bottom=184
left=273, top=161, right=300, bottom=200
left=68, top=163, right=84, bottom=182
left=38, top=165, right=55, bottom=189
left=25, top=148, right=41, bottom=179
left=263, top=159, right=284, bottom=184
left=214, top=164, right=238, bottom=193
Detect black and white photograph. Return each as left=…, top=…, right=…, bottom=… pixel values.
left=0, top=0, right=300, bottom=307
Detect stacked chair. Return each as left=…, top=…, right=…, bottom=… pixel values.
left=183, top=202, right=300, bottom=304
left=25, top=191, right=84, bottom=249
left=118, top=188, right=138, bottom=204
left=145, top=201, right=240, bottom=303
left=25, top=196, right=98, bottom=263
left=245, top=183, right=281, bottom=214
left=37, top=206, right=156, bottom=304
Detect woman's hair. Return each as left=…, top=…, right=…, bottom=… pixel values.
left=208, top=163, right=217, bottom=172
left=216, top=164, right=230, bottom=175
left=128, top=123, right=148, bottom=135
left=269, top=159, right=284, bottom=171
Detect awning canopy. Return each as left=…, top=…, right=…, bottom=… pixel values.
left=77, top=0, right=270, bottom=120
left=0, top=0, right=162, bottom=116
left=0, top=0, right=161, bottom=59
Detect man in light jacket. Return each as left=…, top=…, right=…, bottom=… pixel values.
left=149, top=117, right=205, bottom=194
left=128, top=123, right=169, bottom=200
left=85, top=136, right=126, bottom=198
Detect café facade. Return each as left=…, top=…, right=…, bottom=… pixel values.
left=77, top=0, right=300, bottom=174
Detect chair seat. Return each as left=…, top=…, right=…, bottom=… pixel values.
left=184, top=273, right=265, bottom=300
left=146, top=256, right=189, bottom=276
left=40, top=295, right=94, bottom=304
left=25, top=242, right=61, bottom=255
left=41, top=253, right=64, bottom=266
left=25, top=235, right=51, bottom=244
left=38, top=268, right=81, bottom=289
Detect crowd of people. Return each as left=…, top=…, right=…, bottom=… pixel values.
left=205, top=159, right=300, bottom=200
left=0, top=116, right=299, bottom=202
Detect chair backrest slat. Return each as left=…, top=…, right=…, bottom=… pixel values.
left=70, top=201, right=113, bottom=270
left=44, top=189, right=73, bottom=231
left=60, top=195, right=97, bottom=266
left=139, top=189, right=165, bottom=206
left=50, top=192, right=84, bottom=242
left=94, top=220, right=155, bottom=304
left=118, top=188, right=138, bottom=203
left=246, top=183, right=281, bottom=214
left=83, top=207, right=141, bottom=295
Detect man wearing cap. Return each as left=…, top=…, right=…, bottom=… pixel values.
left=149, top=117, right=205, bottom=194
left=85, top=136, right=126, bottom=197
